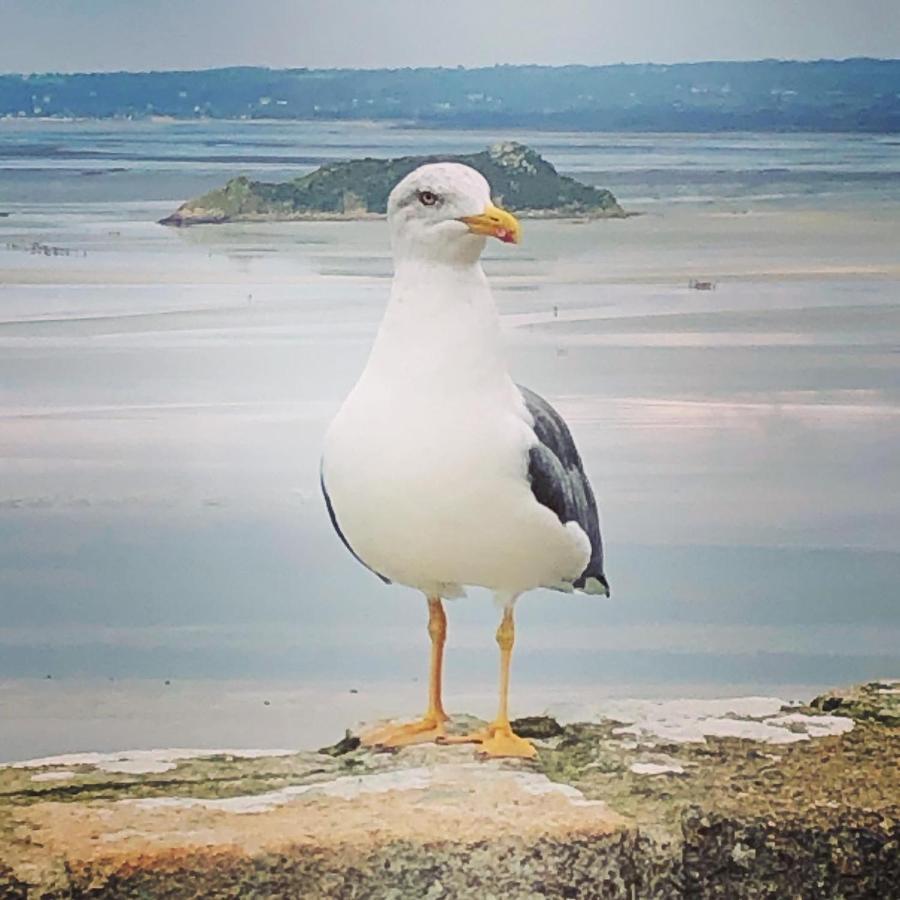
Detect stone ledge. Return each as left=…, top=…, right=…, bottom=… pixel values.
left=0, top=681, right=896, bottom=899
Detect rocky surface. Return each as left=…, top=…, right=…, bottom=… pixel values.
left=158, top=142, right=626, bottom=226
left=0, top=681, right=897, bottom=898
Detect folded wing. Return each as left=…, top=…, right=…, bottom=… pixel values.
left=519, top=385, right=609, bottom=596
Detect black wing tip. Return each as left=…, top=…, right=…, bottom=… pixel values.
left=574, top=572, right=610, bottom=597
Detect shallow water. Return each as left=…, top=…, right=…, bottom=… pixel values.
left=0, top=122, right=898, bottom=759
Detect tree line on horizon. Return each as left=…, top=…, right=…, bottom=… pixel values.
left=1, top=59, right=898, bottom=132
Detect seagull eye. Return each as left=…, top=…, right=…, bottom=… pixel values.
left=417, top=190, right=439, bottom=207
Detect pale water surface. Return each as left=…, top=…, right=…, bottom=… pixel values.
left=0, top=122, right=898, bottom=760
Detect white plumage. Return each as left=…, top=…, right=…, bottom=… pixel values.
left=320, top=162, right=607, bottom=758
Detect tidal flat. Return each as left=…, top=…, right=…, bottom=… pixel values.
left=0, top=122, right=898, bottom=761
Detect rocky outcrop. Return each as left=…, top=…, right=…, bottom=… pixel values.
left=0, top=682, right=896, bottom=898
left=810, top=679, right=900, bottom=727
left=158, top=142, right=626, bottom=226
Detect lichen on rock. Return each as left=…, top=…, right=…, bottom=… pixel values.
left=810, top=679, right=900, bottom=727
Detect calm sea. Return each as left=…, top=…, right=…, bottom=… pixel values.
left=0, top=121, right=898, bottom=759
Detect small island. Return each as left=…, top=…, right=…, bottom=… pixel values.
left=158, top=142, right=626, bottom=226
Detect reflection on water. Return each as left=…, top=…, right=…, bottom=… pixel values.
left=0, top=123, right=898, bottom=757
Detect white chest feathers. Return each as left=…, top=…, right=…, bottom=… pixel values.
left=321, top=258, right=590, bottom=595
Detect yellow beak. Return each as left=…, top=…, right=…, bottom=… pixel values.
left=459, top=202, right=521, bottom=244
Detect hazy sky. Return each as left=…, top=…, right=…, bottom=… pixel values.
left=1, top=0, right=898, bottom=73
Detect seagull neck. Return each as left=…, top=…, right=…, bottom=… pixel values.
left=366, top=258, right=507, bottom=386
left=393, top=256, right=487, bottom=286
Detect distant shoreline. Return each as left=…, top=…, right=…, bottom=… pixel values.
left=2, top=115, right=899, bottom=136
left=2, top=59, right=898, bottom=133
left=158, top=208, right=640, bottom=227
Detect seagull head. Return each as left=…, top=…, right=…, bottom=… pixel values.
left=387, top=162, right=521, bottom=265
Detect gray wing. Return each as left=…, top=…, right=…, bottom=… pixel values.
left=320, top=465, right=391, bottom=584
left=519, top=385, right=609, bottom=596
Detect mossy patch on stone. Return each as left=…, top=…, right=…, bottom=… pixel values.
left=509, top=714, right=565, bottom=739
left=318, top=730, right=362, bottom=757
left=0, top=752, right=344, bottom=807
left=811, top=680, right=900, bottom=727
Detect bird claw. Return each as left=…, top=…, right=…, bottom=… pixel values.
left=438, top=721, right=536, bottom=759
left=476, top=727, right=537, bottom=760
left=361, top=714, right=447, bottom=749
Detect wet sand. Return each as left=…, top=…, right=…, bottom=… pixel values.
left=1, top=126, right=898, bottom=760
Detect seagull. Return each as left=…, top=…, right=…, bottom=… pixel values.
left=321, top=162, right=608, bottom=759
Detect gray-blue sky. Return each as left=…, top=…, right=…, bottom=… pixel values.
left=1, top=0, right=898, bottom=74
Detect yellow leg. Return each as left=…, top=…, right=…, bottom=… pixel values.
left=440, top=604, right=536, bottom=760
left=362, top=596, right=449, bottom=748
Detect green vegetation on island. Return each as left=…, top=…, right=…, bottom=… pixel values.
left=158, top=142, right=626, bottom=226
